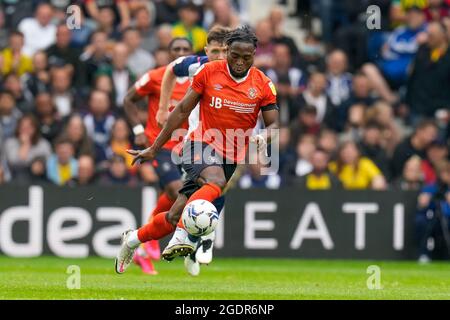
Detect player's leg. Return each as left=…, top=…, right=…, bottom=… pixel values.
left=133, top=150, right=183, bottom=273
left=195, top=164, right=240, bottom=264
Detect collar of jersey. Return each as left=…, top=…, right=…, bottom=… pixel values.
left=226, top=63, right=250, bottom=83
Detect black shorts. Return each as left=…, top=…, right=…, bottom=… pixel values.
left=153, top=149, right=182, bottom=189
left=178, top=141, right=237, bottom=198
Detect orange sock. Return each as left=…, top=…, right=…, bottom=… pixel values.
left=150, top=193, right=175, bottom=219
left=177, top=183, right=222, bottom=229
left=138, top=211, right=175, bottom=242
left=186, top=183, right=222, bottom=204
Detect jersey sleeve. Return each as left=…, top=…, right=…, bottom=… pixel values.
left=172, top=55, right=209, bottom=78
left=191, top=63, right=208, bottom=95
left=260, top=79, right=278, bottom=112
left=134, top=71, right=154, bottom=96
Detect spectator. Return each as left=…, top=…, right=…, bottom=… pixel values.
left=367, top=100, right=405, bottom=156
left=268, top=6, right=300, bottom=66
left=107, top=117, right=134, bottom=170
left=122, top=27, right=155, bottom=77
left=339, top=73, right=378, bottom=131
left=46, top=135, right=78, bottom=185
left=153, top=48, right=171, bottom=67
left=46, top=23, right=84, bottom=87
left=253, top=19, right=275, bottom=71
left=94, top=74, right=115, bottom=104
left=297, top=32, right=325, bottom=75
left=204, top=0, right=241, bottom=30
left=0, top=90, right=22, bottom=139
left=172, top=2, right=207, bottom=54
left=98, top=42, right=136, bottom=110
left=363, top=6, right=427, bottom=91
left=406, top=21, right=450, bottom=118
left=34, top=91, right=63, bottom=143
left=18, top=3, right=56, bottom=57
left=154, top=0, right=181, bottom=26
left=297, top=73, right=334, bottom=129
left=239, top=157, right=281, bottom=189
left=4, top=114, right=52, bottom=182
left=266, top=43, right=307, bottom=125
left=95, top=7, right=122, bottom=40
left=424, top=0, right=449, bottom=22
left=391, top=119, right=439, bottom=179
left=326, top=49, right=352, bottom=109
left=340, top=103, right=367, bottom=143
left=50, top=65, right=77, bottom=117
left=85, top=0, right=130, bottom=31
left=156, top=24, right=174, bottom=51
left=422, top=139, right=449, bottom=184
left=359, top=121, right=391, bottom=180
left=29, top=156, right=49, bottom=184
left=393, top=155, right=424, bottom=190
left=3, top=72, right=33, bottom=113
left=1, top=30, right=33, bottom=76
left=329, top=141, right=387, bottom=190
left=284, top=134, right=316, bottom=179
left=318, top=128, right=339, bottom=156
left=83, top=90, right=116, bottom=162
left=63, top=114, right=95, bottom=158
left=134, top=6, right=159, bottom=53
left=290, top=105, right=321, bottom=141
left=296, top=148, right=342, bottom=190
left=99, top=153, right=138, bottom=186
left=67, top=154, right=98, bottom=186
left=79, top=30, right=112, bottom=86
left=24, top=51, right=51, bottom=97
left=415, top=160, right=450, bottom=263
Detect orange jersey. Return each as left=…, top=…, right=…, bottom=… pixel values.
left=135, top=65, right=190, bottom=150
left=190, top=60, right=277, bottom=162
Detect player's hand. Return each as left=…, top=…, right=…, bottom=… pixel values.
left=250, top=134, right=267, bottom=156
left=156, top=109, right=169, bottom=128
left=134, top=133, right=148, bottom=148
left=127, top=147, right=157, bottom=165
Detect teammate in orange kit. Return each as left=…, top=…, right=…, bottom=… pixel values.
left=122, top=37, right=193, bottom=274
left=116, top=26, right=279, bottom=274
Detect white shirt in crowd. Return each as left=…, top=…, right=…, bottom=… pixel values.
left=18, top=18, right=56, bottom=57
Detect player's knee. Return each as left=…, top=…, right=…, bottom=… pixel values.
left=206, top=177, right=226, bottom=190
left=165, top=181, right=183, bottom=200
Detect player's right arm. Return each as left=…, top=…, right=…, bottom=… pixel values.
left=157, top=56, right=203, bottom=127
left=128, top=87, right=201, bottom=165
left=123, top=86, right=148, bottom=147
left=157, top=63, right=178, bottom=127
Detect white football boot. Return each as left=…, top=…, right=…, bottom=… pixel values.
left=162, top=227, right=196, bottom=261
left=115, top=230, right=140, bottom=274
left=195, top=231, right=215, bottom=264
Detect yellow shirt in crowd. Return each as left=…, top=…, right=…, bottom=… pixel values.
left=329, top=157, right=381, bottom=190
left=171, top=23, right=207, bottom=53
left=1, top=48, right=33, bottom=76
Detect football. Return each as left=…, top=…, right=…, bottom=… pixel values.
left=181, top=199, right=219, bottom=237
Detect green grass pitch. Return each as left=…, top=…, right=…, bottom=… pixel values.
left=0, top=256, right=449, bottom=299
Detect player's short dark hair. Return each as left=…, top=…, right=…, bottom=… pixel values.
left=207, top=25, right=231, bottom=45
left=225, top=25, right=258, bottom=49
left=168, top=37, right=193, bottom=50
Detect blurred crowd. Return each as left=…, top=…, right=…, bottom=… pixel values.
left=0, top=0, right=448, bottom=196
